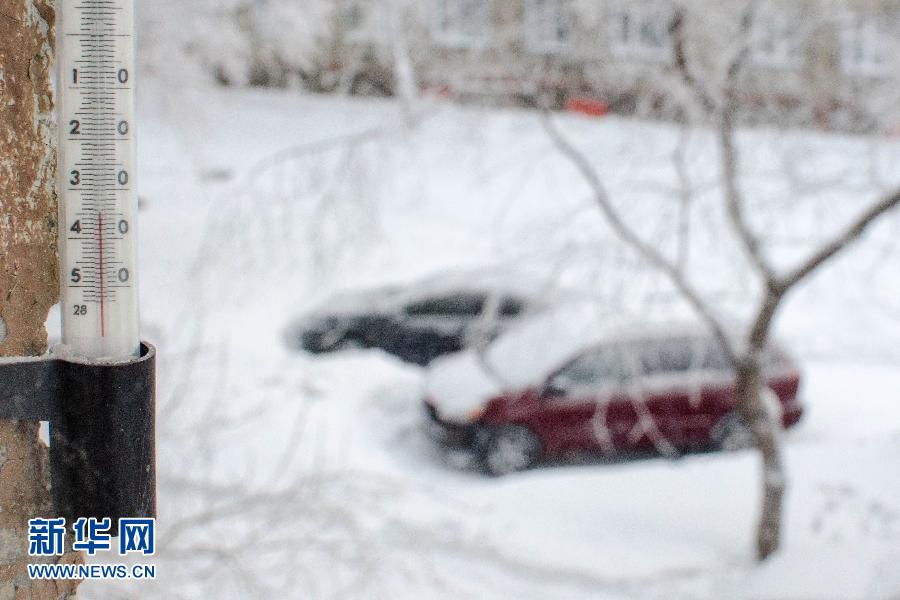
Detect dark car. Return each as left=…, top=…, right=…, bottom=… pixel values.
left=424, top=309, right=804, bottom=476
left=285, top=270, right=565, bottom=366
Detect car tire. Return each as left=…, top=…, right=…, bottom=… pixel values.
left=480, top=425, right=542, bottom=477
left=711, top=413, right=754, bottom=451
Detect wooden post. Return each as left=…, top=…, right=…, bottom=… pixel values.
left=0, top=0, right=83, bottom=597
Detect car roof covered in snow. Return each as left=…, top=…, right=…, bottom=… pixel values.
left=425, top=303, right=733, bottom=414
left=492, top=305, right=725, bottom=377
left=301, top=266, right=582, bottom=319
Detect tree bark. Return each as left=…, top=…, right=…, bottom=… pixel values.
left=734, top=357, right=785, bottom=560
left=0, top=0, right=83, bottom=597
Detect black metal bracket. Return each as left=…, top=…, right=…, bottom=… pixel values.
left=0, top=342, right=156, bottom=526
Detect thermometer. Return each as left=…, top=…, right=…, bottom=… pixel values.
left=58, top=0, right=139, bottom=359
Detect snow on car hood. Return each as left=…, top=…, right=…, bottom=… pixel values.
left=425, top=352, right=505, bottom=423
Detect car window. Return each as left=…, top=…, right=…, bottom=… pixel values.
left=404, top=293, right=485, bottom=317
left=553, top=346, right=624, bottom=390
left=476, top=294, right=525, bottom=319
left=499, top=296, right=525, bottom=317
left=700, top=339, right=786, bottom=372
left=634, top=337, right=705, bottom=376
left=702, top=341, right=731, bottom=372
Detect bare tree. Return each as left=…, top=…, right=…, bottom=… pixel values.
left=544, top=3, right=900, bottom=560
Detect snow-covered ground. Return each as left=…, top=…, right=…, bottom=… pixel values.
left=83, top=86, right=900, bottom=599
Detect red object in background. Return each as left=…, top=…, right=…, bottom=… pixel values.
left=426, top=340, right=805, bottom=475
left=565, top=97, right=609, bottom=118
left=477, top=370, right=802, bottom=458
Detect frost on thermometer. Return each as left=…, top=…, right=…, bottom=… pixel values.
left=58, top=0, right=140, bottom=359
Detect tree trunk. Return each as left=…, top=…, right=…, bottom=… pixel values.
left=735, top=358, right=785, bottom=560
left=0, top=0, right=83, bottom=597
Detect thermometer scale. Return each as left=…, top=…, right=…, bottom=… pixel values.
left=58, top=0, right=139, bottom=359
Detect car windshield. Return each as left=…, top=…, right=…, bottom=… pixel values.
left=404, top=293, right=485, bottom=317
left=553, top=346, right=625, bottom=389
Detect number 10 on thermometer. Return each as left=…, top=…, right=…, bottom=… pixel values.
left=58, top=0, right=140, bottom=359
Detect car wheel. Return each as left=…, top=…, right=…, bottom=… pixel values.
left=712, top=413, right=755, bottom=451
left=481, top=425, right=542, bottom=477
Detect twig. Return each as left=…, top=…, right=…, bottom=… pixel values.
left=542, top=113, right=738, bottom=363
left=780, top=189, right=900, bottom=289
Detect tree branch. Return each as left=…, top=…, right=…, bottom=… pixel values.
left=674, top=3, right=776, bottom=282
left=719, top=4, right=779, bottom=283
left=669, top=9, right=716, bottom=115
left=719, top=106, right=777, bottom=282
left=780, top=189, right=900, bottom=290
left=543, top=113, right=738, bottom=364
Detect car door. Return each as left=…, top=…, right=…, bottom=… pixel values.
left=618, top=337, right=708, bottom=451
left=538, top=345, right=629, bottom=456
left=693, top=339, right=735, bottom=444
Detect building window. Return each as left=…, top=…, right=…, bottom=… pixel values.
left=608, top=2, right=674, bottom=62
left=432, top=0, right=491, bottom=48
left=525, top=0, right=576, bottom=53
left=840, top=13, right=893, bottom=77
left=750, top=7, right=805, bottom=68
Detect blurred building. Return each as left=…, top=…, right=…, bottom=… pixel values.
left=337, top=0, right=900, bottom=132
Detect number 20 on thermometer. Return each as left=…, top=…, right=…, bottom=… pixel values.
left=58, top=0, right=140, bottom=359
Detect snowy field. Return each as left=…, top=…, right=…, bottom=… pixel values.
left=82, top=85, right=900, bottom=599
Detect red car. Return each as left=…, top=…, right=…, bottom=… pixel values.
left=424, top=312, right=803, bottom=476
